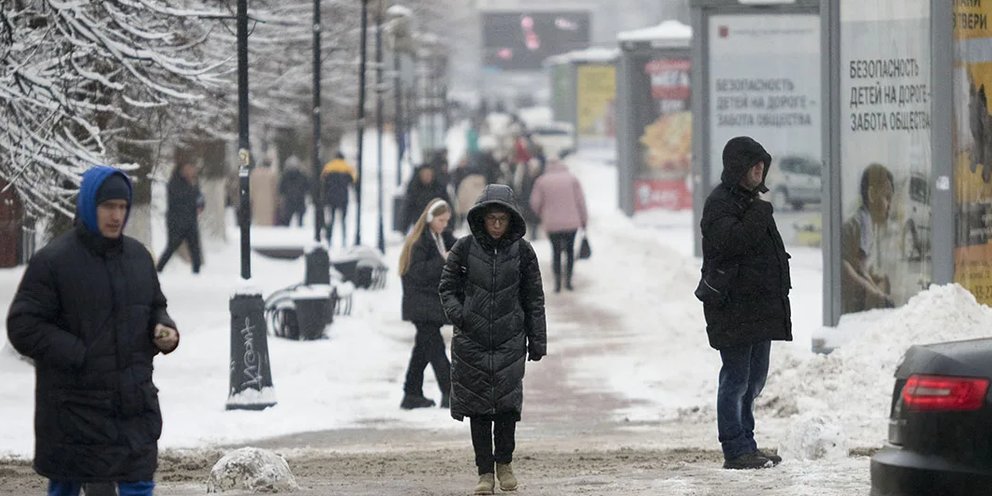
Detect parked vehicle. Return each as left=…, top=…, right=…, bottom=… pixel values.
left=529, top=121, right=576, bottom=159
left=901, top=172, right=931, bottom=261
left=870, top=338, right=992, bottom=495
left=765, top=155, right=822, bottom=211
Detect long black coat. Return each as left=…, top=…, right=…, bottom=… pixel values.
left=438, top=184, right=547, bottom=421
left=166, top=175, right=200, bottom=236
left=7, top=226, right=176, bottom=482
left=700, top=137, right=792, bottom=350
left=403, top=170, right=452, bottom=232
left=401, top=229, right=457, bottom=324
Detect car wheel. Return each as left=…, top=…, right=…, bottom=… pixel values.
left=791, top=201, right=805, bottom=210
left=772, top=188, right=789, bottom=210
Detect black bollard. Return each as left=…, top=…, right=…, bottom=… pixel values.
left=304, top=244, right=330, bottom=285
left=226, top=291, right=277, bottom=410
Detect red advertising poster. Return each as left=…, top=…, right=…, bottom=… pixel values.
left=634, top=56, right=692, bottom=212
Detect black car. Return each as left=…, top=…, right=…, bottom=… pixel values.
left=871, top=338, right=992, bottom=495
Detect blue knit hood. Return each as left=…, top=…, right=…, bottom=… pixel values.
left=77, top=166, right=133, bottom=234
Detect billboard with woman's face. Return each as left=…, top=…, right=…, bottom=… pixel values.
left=838, top=0, right=932, bottom=316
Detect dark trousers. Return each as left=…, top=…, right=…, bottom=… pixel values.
left=48, top=480, right=155, bottom=496
left=157, top=224, right=202, bottom=273
left=325, top=204, right=348, bottom=247
left=470, top=414, right=517, bottom=475
left=548, top=230, right=577, bottom=289
left=717, top=340, right=771, bottom=460
left=281, top=200, right=305, bottom=227
left=403, top=322, right=451, bottom=397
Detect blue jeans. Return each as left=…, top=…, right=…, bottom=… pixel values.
left=48, top=480, right=155, bottom=496
left=717, top=340, right=771, bottom=460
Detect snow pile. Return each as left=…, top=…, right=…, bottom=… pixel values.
left=779, top=411, right=847, bottom=461
left=765, top=284, right=992, bottom=449
left=206, top=447, right=299, bottom=493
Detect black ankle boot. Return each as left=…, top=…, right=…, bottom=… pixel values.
left=400, top=394, right=436, bottom=409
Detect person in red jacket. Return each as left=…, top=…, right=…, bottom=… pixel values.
left=529, top=159, right=588, bottom=292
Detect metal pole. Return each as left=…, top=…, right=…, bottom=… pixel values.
left=355, top=0, right=368, bottom=246
left=237, top=0, right=251, bottom=279
left=395, top=47, right=403, bottom=187
left=375, top=3, right=385, bottom=254
left=312, top=0, right=324, bottom=242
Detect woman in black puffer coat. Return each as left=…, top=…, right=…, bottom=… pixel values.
left=438, top=184, right=547, bottom=494
left=398, top=198, right=456, bottom=410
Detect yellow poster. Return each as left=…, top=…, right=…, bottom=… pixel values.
left=576, top=64, right=616, bottom=139
left=954, top=0, right=992, bottom=304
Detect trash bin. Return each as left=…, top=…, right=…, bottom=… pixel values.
left=291, top=287, right=329, bottom=340
left=354, top=260, right=375, bottom=289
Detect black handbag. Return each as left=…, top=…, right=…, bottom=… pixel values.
left=577, top=235, right=591, bottom=260
left=693, top=265, right=738, bottom=304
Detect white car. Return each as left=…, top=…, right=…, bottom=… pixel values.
left=529, top=121, right=576, bottom=159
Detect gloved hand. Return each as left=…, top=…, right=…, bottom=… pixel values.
left=527, top=342, right=544, bottom=362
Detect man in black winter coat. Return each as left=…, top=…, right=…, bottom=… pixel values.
left=7, top=166, right=180, bottom=496
left=699, top=137, right=792, bottom=471
left=403, top=164, right=452, bottom=233
left=438, top=184, right=546, bottom=494
left=156, top=162, right=203, bottom=273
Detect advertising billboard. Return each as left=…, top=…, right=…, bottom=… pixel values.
left=632, top=56, right=692, bottom=211
left=954, top=0, right=992, bottom=303
left=482, top=11, right=591, bottom=71
left=707, top=14, right=822, bottom=212
left=838, top=1, right=932, bottom=316
left=576, top=64, right=617, bottom=148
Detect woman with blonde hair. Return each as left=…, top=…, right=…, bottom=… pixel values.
left=398, top=198, right=457, bottom=409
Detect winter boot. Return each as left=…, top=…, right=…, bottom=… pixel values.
left=473, top=473, right=495, bottom=495
left=756, top=449, right=782, bottom=465
left=495, top=463, right=518, bottom=491
left=722, top=451, right=772, bottom=470
left=400, top=394, right=436, bottom=410
left=553, top=273, right=562, bottom=293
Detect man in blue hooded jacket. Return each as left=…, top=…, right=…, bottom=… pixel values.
left=7, top=166, right=179, bottom=496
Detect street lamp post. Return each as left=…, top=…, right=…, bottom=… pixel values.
left=355, top=0, right=369, bottom=247
left=312, top=0, right=324, bottom=243
left=374, top=1, right=385, bottom=254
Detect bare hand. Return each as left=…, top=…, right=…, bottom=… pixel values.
left=153, top=324, right=179, bottom=353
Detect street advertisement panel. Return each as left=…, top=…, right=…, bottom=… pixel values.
left=482, top=11, right=591, bottom=71
left=707, top=14, right=822, bottom=237
left=954, top=0, right=992, bottom=303
left=550, top=63, right=573, bottom=123
left=576, top=64, right=617, bottom=148
left=631, top=55, right=692, bottom=211
left=838, top=1, right=932, bottom=318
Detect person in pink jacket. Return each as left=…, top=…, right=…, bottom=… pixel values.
left=529, top=159, right=588, bottom=292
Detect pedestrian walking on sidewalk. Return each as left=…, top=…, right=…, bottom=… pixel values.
left=156, top=162, right=204, bottom=273
left=439, top=184, right=547, bottom=494
left=698, top=137, right=792, bottom=470
left=398, top=199, right=456, bottom=410
left=320, top=151, right=357, bottom=247
left=7, top=166, right=180, bottom=496
left=529, top=158, right=588, bottom=292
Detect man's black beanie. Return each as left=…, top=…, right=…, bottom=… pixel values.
left=96, top=174, right=131, bottom=205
